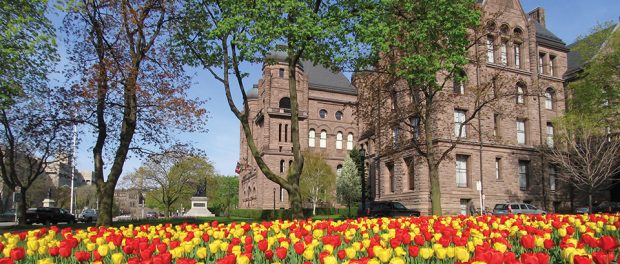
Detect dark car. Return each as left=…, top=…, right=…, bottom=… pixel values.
left=592, top=202, right=620, bottom=214
left=359, top=201, right=421, bottom=218
left=26, top=207, right=76, bottom=225
left=0, top=209, right=16, bottom=222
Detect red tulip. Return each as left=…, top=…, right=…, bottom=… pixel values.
left=543, top=239, right=555, bottom=249
left=337, top=250, right=346, bottom=259
left=216, top=254, right=235, bottom=264
left=535, top=252, right=550, bottom=264
left=574, top=255, right=593, bottom=264
left=294, top=242, right=305, bottom=254
left=408, top=245, right=419, bottom=257
left=75, top=251, right=91, bottom=262
left=599, top=236, right=618, bottom=251
left=9, top=248, right=24, bottom=261
left=521, top=252, right=538, bottom=264
left=265, top=249, right=274, bottom=260
left=258, top=240, right=268, bottom=252
left=48, top=246, right=59, bottom=257
left=0, top=258, right=14, bottom=264
left=275, top=247, right=287, bottom=260
left=414, top=235, right=425, bottom=246
left=592, top=251, right=615, bottom=264
left=520, top=234, right=535, bottom=249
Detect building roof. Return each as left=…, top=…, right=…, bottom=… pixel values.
left=534, top=21, right=568, bottom=51
left=302, top=60, right=357, bottom=95
left=565, top=23, right=619, bottom=78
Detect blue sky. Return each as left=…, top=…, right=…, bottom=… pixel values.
left=59, top=1, right=620, bottom=177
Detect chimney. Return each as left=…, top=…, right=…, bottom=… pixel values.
left=528, top=7, right=546, bottom=28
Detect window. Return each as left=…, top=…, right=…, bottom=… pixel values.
left=410, top=116, right=420, bottom=139
left=538, top=53, right=545, bottom=74
left=391, top=90, right=397, bottom=110
left=454, top=110, right=466, bottom=138
left=549, top=166, right=557, bottom=191
left=405, top=157, right=415, bottom=191
left=486, top=36, right=495, bottom=63
left=335, top=111, right=343, bottom=120
left=453, top=70, right=466, bottom=95
left=336, top=165, right=343, bottom=176
left=319, top=109, right=327, bottom=119
left=519, top=161, right=529, bottom=190
left=514, top=43, right=521, bottom=68
left=278, top=68, right=285, bottom=78
left=517, top=120, right=526, bottom=144
left=460, top=199, right=470, bottom=216
left=495, top=158, right=501, bottom=180
left=280, top=187, right=284, bottom=202
left=500, top=41, right=508, bottom=65
left=456, top=155, right=468, bottom=188
left=346, top=133, right=354, bottom=150
left=308, top=129, right=315, bottom=147
left=546, top=123, right=554, bottom=147
left=320, top=130, right=327, bottom=148
left=550, top=55, right=556, bottom=76
left=493, top=114, right=500, bottom=137
left=278, top=124, right=282, bottom=142
left=284, top=124, right=288, bottom=142
left=336, top=132, right=343, bottom=150
left=392, top=126, right=399, bottom=147
left=387, top=163, right=395, bottom=193
left=544, top=88, right=554, bottom=109
left=516, top=83, right=525, bottom=104
left=279, top=97, right=291, bottom=109
left=280, top=160, right=285, bottom=173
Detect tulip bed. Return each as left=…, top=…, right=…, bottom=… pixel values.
left=0, top=214, right=619, bottom=264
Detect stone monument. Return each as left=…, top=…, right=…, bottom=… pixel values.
left=42, top=188, right=56, bottom=208
left=184, top=180, right=214, bottom=217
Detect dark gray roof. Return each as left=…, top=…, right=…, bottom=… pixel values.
left=534, top=21, right=568, bottom=51
left=565, top=23, right=618, bottom=78
left=302, top=60, right=356, bottom=95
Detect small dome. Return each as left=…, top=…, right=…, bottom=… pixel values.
left=247, top=85, right=259, bottom=100
left=264, top=48, right=304, bottom=69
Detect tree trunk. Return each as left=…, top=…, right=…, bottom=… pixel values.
left=288, top=185, right=303, bottom=219
left=429, top=164, right=442, bottom=215
left=312, top=200, right=317, bottom=216
left=588, top=193, right=593, bottom=213
left=16, top=189, right=27, bottom=225
left=165, top=204, right=171, bottom=218
left=96, top=183, right=114, bottom=226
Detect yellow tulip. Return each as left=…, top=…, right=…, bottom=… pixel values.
left=112, top=253, right=124, bottom=264
left=303, top=248, right=314, bottom=260
left=419, top=248, right=433, bottom=260
left=394, top=246, right=405, bottom=257
left=37, top=258, right=54, bottom=264
left=197, top=247, right=207, bottom=259
left=493, top=242, right=506, bottom=253
left=237, top=255, right=250, bottom=264
left=323, top=255, right=338, bottom=264
left=97, top=244, right=109, bottom=257
left=435, top=246, right=447, bottom=260
left=389, top=257, right=405, bottom=264
left=323, top=244, right=334, bottom=254
left=377, top=247, right=392, bottom=263
left=345, top=247, right=357, bottom=259
left=455, top=247, right=470, bottom=262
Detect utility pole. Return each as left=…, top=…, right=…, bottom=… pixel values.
left=70, top=123, right=77, bottom=214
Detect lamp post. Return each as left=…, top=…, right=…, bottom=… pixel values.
left=273, top=187, right=276, bottom=219
left=359, top=148, right=366, bottom=213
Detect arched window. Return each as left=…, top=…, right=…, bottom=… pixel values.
left=486, top=35, right=495, bottom=63
left=346, top=133, right=354, bottom=150
left=453, top=70, right=466, bottom=95
left=335, top=111, right=343, bottom=120
left=336, top=165, right=343, bottom=176
left=279, top=97, right=291, bottom=109
left=516, top=82, right=526, bottom=104
left=500, top=24, right=510, bottom=35
left=320, top=130, right=327, bottom=148
left=308, top=129, right=316, bottom=147
left=545, top=88, right=554, bottom=110
left=319, top=109, right=327, bottom=119
left=336, top=132, right=343, bottom=149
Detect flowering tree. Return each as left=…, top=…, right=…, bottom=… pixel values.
left=336, top=153, right=361, bottom=215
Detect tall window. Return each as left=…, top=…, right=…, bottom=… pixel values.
left=546, top=123, right=554, bottom=147
left=545, top=88, right=554, bottom=109
left=456, top=155, right=468, bottom=188
left=387, top=163, right=395, bottom=193
left=514, top=43, right=521, bottom=68
left=405, top=157, right=415, bottom=191
left=549, top=166, right=557, bottom=191
left=517, top=120, right=526, bottom=145
left=336, top=132, right=343, bottom=150
left=319, top=109, right=327, bottom=119
left=410, top=116, right=420, bottom=139
left=346, top=133, right=354, bottom=150
left=308, top=129, right=316, bottom=147
left=454, top=110, right=466, bottom=138
left=335, top=111, right=343, bottom=120
left=280, top=187, right=285, bottom=202
left=493, top=114, right=500, bottom=137
left=284, top=124, right=288, bottom=142
left=280, top=160, right=285, bottom=173
left=538, top=53, right=545, bottom=74
left=279, top=97, right=291, bottom=109
left=453, top=70, right=466, bottom=95
left=278, top=68, right=285, bottom=78
left=320, top=130, right=327, bottom=148
left=495, top=158, right=501, bottom=180
left=392, top=126, right=399, bottom=147
left=278, top=124, right=282, bottom=142
left=516, top=83, right=525, bottom=104
left=500, top=41, right=508, bottom=65
left=336, top=164, right=343, bottom=176
left=518, top=161, right=529, bottom=190
left=550, top=56, right=556, bottom=76
left=486, top=36, right=495, bottom=63
left=391, top=90, right=397, bottom=110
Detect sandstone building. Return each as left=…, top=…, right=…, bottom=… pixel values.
left=238, top=52, right=358, bottom=209
left=354, top=0, right=570, bottom=215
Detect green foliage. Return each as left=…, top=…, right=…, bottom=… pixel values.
left=336, top=152, right=361, bottom=208
left=207, top=175, right=239, bottom=216
left=299, top=152, right=336, bottom=210
left=568, top=24, right=620, bottom=130
left=0, top=0, right=58, bottom=107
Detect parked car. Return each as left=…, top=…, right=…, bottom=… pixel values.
left=78, top=208, right=97, bottom=223
left=492, top=203, right=546, bottom=215
left=359, top=201, right=421, bottom=218
left=592, top=202, right=620, bottom=214
left=145, top=211, right=158, bottom=219
left=0, top=209, right=16, bottom=222
left=25, top=207, right=75, bottom=225
left=575, top=207, right=589, bottom=214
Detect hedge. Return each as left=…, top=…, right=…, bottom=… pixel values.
left=229, top=207, right=358, bottom=220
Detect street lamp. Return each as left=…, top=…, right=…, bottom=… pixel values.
left=359, top=148, right=366, bottom=213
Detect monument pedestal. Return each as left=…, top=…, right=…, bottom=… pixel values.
left=184, top=197, right=214, bottom=217
left=42, top=198, right=56, bottom=208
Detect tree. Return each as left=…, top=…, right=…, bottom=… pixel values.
left=207, top=176, right=239, bottom=217
left=127, top=153, right=214, bottom=217
left=542, top=116, right=620, bottom=210
left=337, top=153, right=360, bottom=216
left=173, top=0, right=360, bottom=218
left=354, top=0, right=520, bottom=215
left=300, top=151, right=336, bottom=215
left=62, top=0, right=207, bottom=225
left=0, top=0, right=57, bottom=107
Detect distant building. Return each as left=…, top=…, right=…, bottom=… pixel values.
left=113, top=188, right=156, bottom=218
